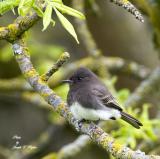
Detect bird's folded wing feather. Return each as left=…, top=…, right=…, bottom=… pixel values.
left=92, top=88, right=123, bottom=111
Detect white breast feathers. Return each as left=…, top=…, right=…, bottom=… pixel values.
left=70, top=102, right=121, bottom=121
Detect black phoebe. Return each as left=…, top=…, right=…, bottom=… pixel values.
left=63, top=67, right=142, bottom=129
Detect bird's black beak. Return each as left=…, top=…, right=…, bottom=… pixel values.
left=61, top=79, right=73, bottom=84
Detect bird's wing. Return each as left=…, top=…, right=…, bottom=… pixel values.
left=92, top=87, right=123, bottom=111
left=76, top=89, right=105, bottom=110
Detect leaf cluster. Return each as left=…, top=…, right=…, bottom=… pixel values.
left=0, top=0, right=85, bottom=43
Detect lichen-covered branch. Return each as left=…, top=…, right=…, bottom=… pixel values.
left=101, top=57, right=150, bottom=80
left=12, top=37, right=159, bottom=159
left=41, top=52, right=70, bottom=82
left=110, top=0, right=144, bottom=22
left=0, top=12, right=39, bottom=42
left=124, top=66, right=160, bottom=108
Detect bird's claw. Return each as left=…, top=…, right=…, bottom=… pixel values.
left=75, top=119, right=90, bottom=132
left=78, top=120, right=83, bottom=129
left=75, top=120, right=82, bottom=132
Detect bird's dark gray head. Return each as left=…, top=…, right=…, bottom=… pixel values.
left=63, top=67, right=97, bottom=86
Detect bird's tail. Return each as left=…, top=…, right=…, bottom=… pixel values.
left=121, top=111, right=143, bottom=129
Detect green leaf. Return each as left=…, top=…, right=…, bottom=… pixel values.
left=54, top=7, right=79, bottom=43
left=0, top=0, right=19, bottom=15
left=18, top=0, right=26, bottom=14
left=117, top=88, right=130, bottom=104
left=33, top=4, right=43, bottom=17
left=43, top=4, right=53, bottom=31
left=52, top=2, right=85, bottom=20
left=53, top=0, right=62, bottom=3
left=18, top=0, right=34, bottom=15
left=51, top=19, right=56, bottom=27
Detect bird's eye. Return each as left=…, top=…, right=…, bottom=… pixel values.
left=77, top=77, right=83, bottom=81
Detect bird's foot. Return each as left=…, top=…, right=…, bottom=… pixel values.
left=94, top=119, right=101, bottom=125
left=76, top=119, right=91, bottom=131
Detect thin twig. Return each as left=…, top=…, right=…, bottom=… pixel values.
left=110, top=0, right=144, bottom=22
left=41, top=52, right=70, bottom=82
left=124, top=66, right=160, bottom=108
left=72, top=0, right=102, bottom=57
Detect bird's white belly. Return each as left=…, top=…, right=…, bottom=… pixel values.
left=70, top=102, right=121, bottom=121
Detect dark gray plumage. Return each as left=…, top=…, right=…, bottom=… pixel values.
left=64, top=67, right=142, bottom=129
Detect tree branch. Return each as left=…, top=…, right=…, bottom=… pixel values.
left=57, top=135, right=90, bottom=159
left=12, top=37, right=159, bottom=159
left=41, top=52, right=70, bottom=82
left=72, top=0, right=102, bottom=57
left=124, top=66, right=160, bottom=108
left=0, top=12, right=39, bottom=42
left=110, top=0, right=144, bottom=22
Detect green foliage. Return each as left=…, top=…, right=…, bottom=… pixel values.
left=51, top=1, right=85, bottom=19
left=42, top=0, right=85, bottom=43
left=0, top=0, right=85, bottom=43
left=54, top=7, right=79, bottom=43
left=18, top=0, right=34, bottom=15
left=116, top=88, right=130, bottom=105
left=0, top=0, right=19, bottom=15
left=102, top=77, right=160, bottom=149
left=43, top=4, right=53, bottom=31
left=111, top=104, right=159, bottom=148
left=112, top=88, right=160, bottom=148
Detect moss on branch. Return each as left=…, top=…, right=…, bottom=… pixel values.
left=41, top=52, right=70, bottom=82
left=0, top=12, right=39, bottom=42
left=110, top=0, right=144, bottom=22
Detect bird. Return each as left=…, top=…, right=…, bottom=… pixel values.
left=63, top=67, right=143, bottom=129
